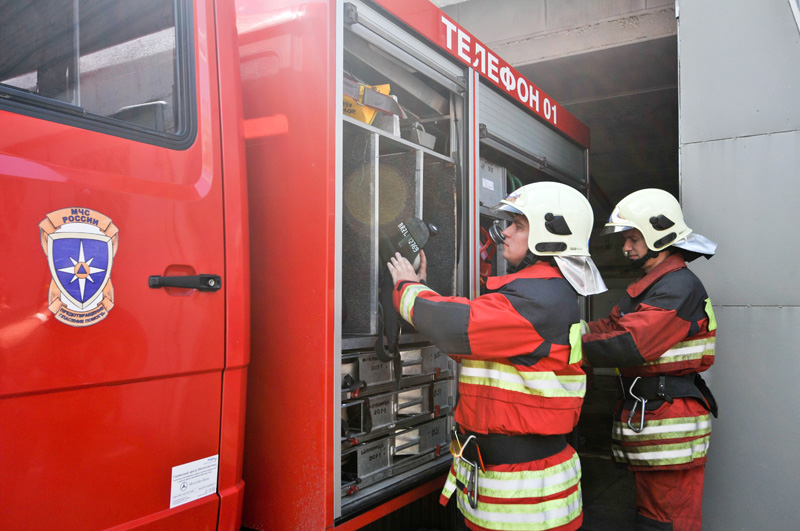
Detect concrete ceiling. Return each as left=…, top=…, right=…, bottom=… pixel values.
left=517, top=36, right=679, bottom=206
left=436, top=0, right=680, bottom=213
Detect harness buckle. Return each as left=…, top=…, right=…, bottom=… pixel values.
left=627, top=376, right=648, bottom=433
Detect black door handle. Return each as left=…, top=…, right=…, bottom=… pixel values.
left=148, top=274, right=222, bottom=291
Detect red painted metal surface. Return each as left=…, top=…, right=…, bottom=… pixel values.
left=0, top=0, right=248, bottom=528
left=214, top=0, right=252, bottom=528
left=237, top=1, right=338, bottom=529
left=371, top=0, right=590, bottom=148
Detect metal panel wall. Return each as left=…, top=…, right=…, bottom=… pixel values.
left=682, top=131, right=800, bottom=306
left=478, top=82, right=585, bottom=183
left=678, top=1, right=800, bottom=529
left=679, top=0, right=800, bottom=144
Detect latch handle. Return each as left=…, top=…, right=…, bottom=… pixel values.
left=148, top=274, right=221, bottom=291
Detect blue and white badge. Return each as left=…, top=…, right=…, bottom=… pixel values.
left=40, top=208, right=119, bottom=327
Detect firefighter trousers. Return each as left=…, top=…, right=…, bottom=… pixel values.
left=634, top=465, right=705, bottom=531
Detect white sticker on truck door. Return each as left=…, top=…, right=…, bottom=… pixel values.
left=170, top=455, right=219, bottom=509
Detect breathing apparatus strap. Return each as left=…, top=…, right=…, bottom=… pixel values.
left=375, top=268, right=401, bottom=362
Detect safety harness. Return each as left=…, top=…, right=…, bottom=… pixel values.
left=448, top=428, right=569, bottom=509
left=620, top=373, right=718, bottom=433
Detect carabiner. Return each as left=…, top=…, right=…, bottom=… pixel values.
left=627, top=376, right=647, bottom=433
left=463, top=457, right=479, bottom=509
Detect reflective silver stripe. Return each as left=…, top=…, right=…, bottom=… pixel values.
left=398, top=284, right=435, bottom=324
left=458, top=490, right=582, bottom=527
left=460, top=361, right=586, bottom=398
left=613, top=415, right=711, bottom=441
left=450, top=452, right=583, bottom=529
left=476, top=457, right=581, bottom=496
left=612, top=437, right=710, bottom=466
left=644, top=337, right=715, bottom=366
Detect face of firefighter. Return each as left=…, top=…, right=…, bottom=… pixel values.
left=622, top=228, right=668, bottom=273
left=501, top=214, right=530, bottom=267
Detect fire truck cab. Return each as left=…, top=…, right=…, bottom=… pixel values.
left=0, top=1, right=248, bottom=529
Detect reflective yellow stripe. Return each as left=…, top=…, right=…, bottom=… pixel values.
left=474, top=452, right=582, bottom=499
left=450, top=453, right=583, bottom=531
left=441, top=464, right=458, bottom=502
left=460, top=360, right=586, bottom=399
left=398, top=283, right=436, bottom=325
left=457, top=489, right=582, bottom=531
left=612, top=435, right=710, bottom=467
left=643, top=337, right=715, bottom=366
left=705, top=298, right=717, bottom=331
left=613, top=414, right=712, bottom=442
left=568, top=322, right=584, bottom=365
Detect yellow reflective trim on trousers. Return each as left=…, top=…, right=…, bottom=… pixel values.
left=460, top=360, right=586, bottom=398
left=568, top=321, right=584, bottom=365
left=612, top=435, right=710, bottom=467
left=398, top=283, right=437, bottom=325
left=441, top=465, right=458, bottom=502
left=642, top=337, right=715, bottom=367
left=705, top=298, right=717, bottom=331
left=456, top=486, right=582, bottom=531
left=612, top=414, right=712, bottom=442
left=458, top=451, right=582, bottom=499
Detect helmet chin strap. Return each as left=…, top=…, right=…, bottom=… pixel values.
left=628, top=249, right=661, bottom=269
left=509, top=251, right=538, bottom=273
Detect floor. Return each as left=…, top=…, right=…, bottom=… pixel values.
left=577, top=373, right=637, bottom=530
left=579, top=455, right=636, bottom=531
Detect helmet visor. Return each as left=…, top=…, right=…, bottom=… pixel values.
left=601, top=205, right=635, bottom=235
left=488, top=200, right=524, bottom=221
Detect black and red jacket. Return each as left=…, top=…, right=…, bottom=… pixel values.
left=393, top=261, right=586, bottom=436
left=582, top=252, right=717, bottom=470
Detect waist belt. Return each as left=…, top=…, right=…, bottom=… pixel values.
left=621, top=373, right=718, bottom=418
left=461, top=431, right=567, bottom=465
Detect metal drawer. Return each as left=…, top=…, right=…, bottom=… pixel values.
left=341, top=417, right=452, bottom=497
left=341, top=352, right=393, bottom=397
left=341, top=347, right=455, bottom=399
left=340, top=379, right=455, bottom=447
left=394, top=416, right=449, bottom=458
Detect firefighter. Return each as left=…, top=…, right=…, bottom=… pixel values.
left=581, top=189, right=718, bottom=531
left=387, top=181, right=606, bottom=531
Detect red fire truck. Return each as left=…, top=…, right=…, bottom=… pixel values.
left=0, top=1, right=589, bottom=529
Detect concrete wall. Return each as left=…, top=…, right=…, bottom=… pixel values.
left=678, top=0, right=800, bottom=528
left=441, top=0, right=676, bottom=63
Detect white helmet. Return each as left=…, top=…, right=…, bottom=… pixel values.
left=603, top=189, right=692, bottom=251
left=494, top=181, right=593, bottom=257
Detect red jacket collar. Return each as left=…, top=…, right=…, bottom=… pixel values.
left=486, top=261, right=564, bottom=290
left=627, top=252, right=687, bottom=297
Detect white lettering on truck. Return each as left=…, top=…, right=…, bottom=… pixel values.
left=439, top=15, right=558, bottom=126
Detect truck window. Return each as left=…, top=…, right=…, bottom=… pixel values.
left=0, top=0, right=194, bottom=147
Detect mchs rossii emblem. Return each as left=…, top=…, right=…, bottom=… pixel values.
left=40, top=208, right=119, bottom=327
